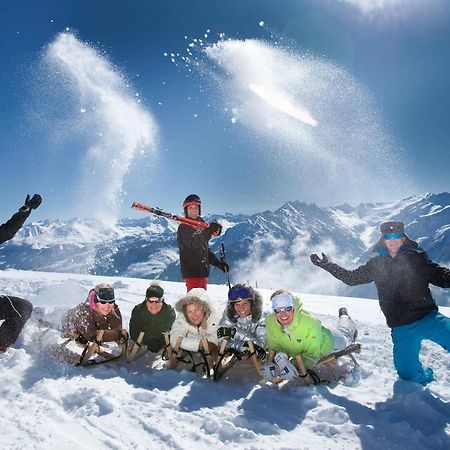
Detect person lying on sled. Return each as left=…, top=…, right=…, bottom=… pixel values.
left=61, top=283, right=127, bottom=344
left=129, top=283, right=175, bottom=353
left=263, top=289, right=357, bottom=382
left=170, top=288, right=219, bottom=355
left=217, top=283, right=266, bottom=360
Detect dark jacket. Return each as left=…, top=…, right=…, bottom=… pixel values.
left=177, top=221, right=221, bottom=278
left=62, top=303, right=123, bottom=343
left=0, top=208, right=31, bottom=245
left=322, top=246, right=450, bottom=327
left=129, top=301, right=176, bottom=352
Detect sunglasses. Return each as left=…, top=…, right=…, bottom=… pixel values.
left=97, top=299, right=115, bottom=305
left=273, top=306, right=293, bottom=314
left=147, top=297, right=162, bottom=304
left=228, top=286, right=251, bottom=301
left=384, top=233, right=402, bottom=240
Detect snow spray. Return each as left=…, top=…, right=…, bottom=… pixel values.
left=45, top=32, right=158, bottom=223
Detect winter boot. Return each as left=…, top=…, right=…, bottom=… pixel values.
left=338, top=308, right=358, bottom=341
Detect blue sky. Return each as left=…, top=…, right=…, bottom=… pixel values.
left=1, top=0, right=450, bottom=221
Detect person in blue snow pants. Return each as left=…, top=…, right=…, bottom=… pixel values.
left=392, top=310, right=450, bottom=385
left=311, top=220, right=450, bottom=386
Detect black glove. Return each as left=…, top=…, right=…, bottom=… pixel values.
left=310, top=252, right=329, bottom=268
left=22, top=194, right=42, bottom=211
left=253, top=344, right=266, bottom=360
left=217, top=260, right=229, bottom=273
left=217, top=327, right=236, bottom=339
left=208, top=221, right=222, bottom=236
left=118, top=329, right=129, bottom=345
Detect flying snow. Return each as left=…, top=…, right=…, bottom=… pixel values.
left=45, top=33, right=159, bottom=223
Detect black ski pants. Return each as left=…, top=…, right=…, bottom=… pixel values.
left=0, top=295, right=33, bottom=347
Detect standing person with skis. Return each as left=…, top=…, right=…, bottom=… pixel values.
left=0, top=194, right=42, bottom=352
left=177, top=194, right=228, bottom=291
left=263, top=290, right=357, bottom=382
left=129, top=283, right=176, bottom=353
left=217, top=284, right=267, bottom=360
left=310, top=221, right=450, bottom=386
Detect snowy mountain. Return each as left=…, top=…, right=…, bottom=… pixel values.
left=0, top=270, right=449, bottom=449
left=1, top=192, right=449, bottom=304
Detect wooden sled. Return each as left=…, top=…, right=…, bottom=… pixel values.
left=127, top=331, right=174, bottom=364
left=58, top=329, right=128, bottom=366
left=213, top=340, right=263, bottom=381
left=267, top=343, right=361, bottom=385
left=163, top=333, right=214, bottom=377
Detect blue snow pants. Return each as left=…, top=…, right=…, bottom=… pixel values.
left=391, top=310, right=450, bottom=386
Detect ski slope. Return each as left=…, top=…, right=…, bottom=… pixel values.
left=0, top=269, right=449, bottom=450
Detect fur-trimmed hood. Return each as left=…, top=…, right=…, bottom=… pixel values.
left=175, top=288, right=216, bottom=323
left=226, top=287, right=263, bottom=323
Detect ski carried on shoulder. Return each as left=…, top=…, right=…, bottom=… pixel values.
left=132, top=201, right=209, bottom=231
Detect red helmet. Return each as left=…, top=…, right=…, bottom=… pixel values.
left=183, top=194, right=201, bottom=215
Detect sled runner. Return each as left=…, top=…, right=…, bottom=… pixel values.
left=163, top=333, right=214, bottom=377
left=56, top=329, right=128, bottom=366
left=213, top=339, right=263, bottom=381
left=267, top=342, right=361, bottom=386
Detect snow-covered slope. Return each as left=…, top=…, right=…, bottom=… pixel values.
left=0, top=270, right=449, bottom=450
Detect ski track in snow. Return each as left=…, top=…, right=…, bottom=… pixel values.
left=0, top=270, right=449, bottom=450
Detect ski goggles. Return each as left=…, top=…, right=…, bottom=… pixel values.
left=228, top=286, right=252, bottom=301
left=273, top=306, right=294, bottom=314
left=147, top=297, right=163, bottom=304
left=95, top=286, right=115, bottom=302
left=384, top=233, right=402, bottom=240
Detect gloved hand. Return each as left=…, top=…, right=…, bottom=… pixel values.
left=253, top=344, right=267, bottom=361
left=20, top=194, right=42, bottom=212
left=208, top=221, right=222, bottom=236
left=25, top=194, right=42, bottom=210
left=243, top=342, right=266, bottom=360
left=262, top=362, right=280, bottom=381
left=217, top=327, right=236, bottom=339
left=217, top=260, right=229, bottom=273
left=118, top=329, right=129, bottom=345
left=310, top=252, right=329, bottom=268
left=274, top=352, right=299, bottom=380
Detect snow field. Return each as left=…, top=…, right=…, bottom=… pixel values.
left=0, top=270, right=449, bottom=450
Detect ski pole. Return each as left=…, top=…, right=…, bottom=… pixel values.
left=220, top=243, right=231, bottom=290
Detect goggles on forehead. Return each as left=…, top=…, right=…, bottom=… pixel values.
left=228, top=286, right=252, bottom=301
left=384, top=233, right=402, bottom=240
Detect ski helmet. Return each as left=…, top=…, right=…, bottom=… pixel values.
left=183, top=194, right=201, bottom=215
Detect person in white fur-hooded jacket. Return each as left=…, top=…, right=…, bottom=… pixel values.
left=170, top=288, right=220, bottom=354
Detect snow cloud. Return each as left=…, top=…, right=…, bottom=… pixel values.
left=202, top=39, right=412, bottom=206
left=233, top=231, right=351, bottom=296
left=44, top=33, right=159, bottom=223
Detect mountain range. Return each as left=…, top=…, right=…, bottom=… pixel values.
left=1, top=192, right=449, bottom=305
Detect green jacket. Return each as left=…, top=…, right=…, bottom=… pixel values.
left=265, top=297, right=333, bottom=369
left=129, top=301, right=176, bottom=352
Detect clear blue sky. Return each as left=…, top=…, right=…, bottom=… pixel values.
left=1, top=0, right=449, bottom=221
